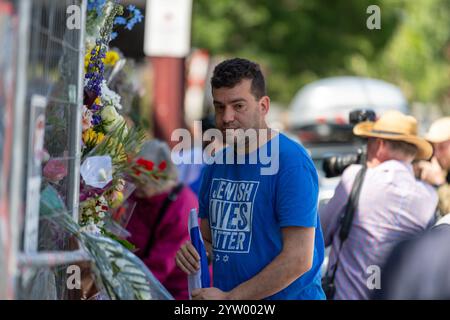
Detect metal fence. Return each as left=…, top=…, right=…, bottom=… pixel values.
left=0, top=0, right=89, bottom=299
left=0, top=0, right=22, bottom=300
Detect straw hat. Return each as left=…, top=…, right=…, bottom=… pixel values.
left=425, top=117, right=450, bottom=144
left=353, top=110, right=433, bottom=160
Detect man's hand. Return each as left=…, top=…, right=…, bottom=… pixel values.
left=192, top=287, right=229, bottom=300
left=175, top=241, right=200, bottom=275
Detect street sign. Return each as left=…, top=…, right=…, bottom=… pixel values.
left=144, top=0, right=193, bottom=58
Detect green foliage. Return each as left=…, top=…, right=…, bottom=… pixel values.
left=364, top=0, right=450, bottom=110
left=192, top=0, right=450, bottom=108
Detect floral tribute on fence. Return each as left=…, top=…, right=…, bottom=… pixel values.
left=80, top=0, right=156, bottom=247
left=40, top=0, right=172, bottom=300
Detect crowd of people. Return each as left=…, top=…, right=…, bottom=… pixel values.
left=123, top=57, right=449, bottom=300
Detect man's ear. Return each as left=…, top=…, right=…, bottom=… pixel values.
left=259, top=96, right=270, bottom=115
left=377, top=139, right=389, bottom=158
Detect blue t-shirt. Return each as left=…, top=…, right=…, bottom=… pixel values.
left=198, top=133, right=325, bottom=300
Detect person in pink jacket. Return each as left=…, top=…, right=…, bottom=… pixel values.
left=126, top=140, right=199, bottom=300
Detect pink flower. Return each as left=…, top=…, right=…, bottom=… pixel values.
left=43, top=159, right=68, bottom=183
left=82, top=105, right=93, bottom=131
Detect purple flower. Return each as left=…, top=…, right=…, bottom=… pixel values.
left=90, top=104, right=102, bottom=112
left=92, top=114, right=102, bottom=125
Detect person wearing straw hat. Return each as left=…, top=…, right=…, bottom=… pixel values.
left=320, top=110, right=438, bottom=300
left=374, top=117, right=450, bottom=300
left=416, top=117, right=450, bottom=218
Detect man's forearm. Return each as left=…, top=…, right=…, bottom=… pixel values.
left=227, top=251, right=312, bottom=300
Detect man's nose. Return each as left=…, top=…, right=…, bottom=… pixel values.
left=222, top=105, right=235, bottom=123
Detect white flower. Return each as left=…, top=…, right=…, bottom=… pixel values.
left=100, top=104, right=126, bottom=132
left=98, top=195, right=108, bottom=206
left=101, top=80, right=122, bottom=110
left=98, top=211, right=105, bottom=219
left=85, top=209, right=93, bottom=216
left=98, top=168, right=107, bottom=181
left=97, top=221, right=105, bottom=228
left=80, top=156, right=113, bottom=189
left=116, top=179, right=125, bottom=192
left=81, top=223, right=101, bottom=235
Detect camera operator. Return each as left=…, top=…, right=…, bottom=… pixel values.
left=320, top=110, right=438, bottom=300
left=322, top=109, right=376, bottom=178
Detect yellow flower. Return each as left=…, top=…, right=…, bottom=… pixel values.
left=84, top=53, right=91, bottom=73
left=109, top=191, right=124, bottom=209
left=94, top=97, right=102, bottom=105
left=102, top=50, right=120, bottom=66
left=82, top=128, right=105, bottom=146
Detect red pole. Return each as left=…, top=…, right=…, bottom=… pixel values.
left=150, top=57, right=186, bottom=148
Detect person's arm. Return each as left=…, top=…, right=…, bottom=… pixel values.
left=229, top=226, right=314, bottom=299
left=320, top=179, right=349, bottom=246
left=191, top=226, right=315, bottom=300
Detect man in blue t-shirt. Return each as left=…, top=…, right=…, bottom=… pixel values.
left=175, top=58, right=325, bottom=300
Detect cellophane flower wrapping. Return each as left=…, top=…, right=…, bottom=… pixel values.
left=40, top=185, right=174, bottom=300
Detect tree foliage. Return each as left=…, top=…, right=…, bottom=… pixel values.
left=192, top=0, right=450, bottom=110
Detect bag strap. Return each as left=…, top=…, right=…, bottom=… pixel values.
left=339, top=166, right=367, bottom=242
left=326, top=166, right=367, bottom=289
left=142, top=183, right=184, bottom=258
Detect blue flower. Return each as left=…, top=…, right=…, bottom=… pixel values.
left=127, top=4, right=136, bottom=12
left=125, top=21, right=135, bottom=30
left=114, top=17, right=127, bottom=25
left=110, top=32, right=118, bottom=40
left=87, top=0, right=106, bottom=16
left=133, top=10, right=143, bottom=23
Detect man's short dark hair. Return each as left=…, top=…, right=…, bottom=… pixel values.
left=211, top=58, right=266, bottom=99
left=384, top=139, right=418, bottom=157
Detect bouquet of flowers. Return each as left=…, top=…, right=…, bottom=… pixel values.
left=80, top=0, right=174, bottom=258
left=40, top=185, right=173, bottom=300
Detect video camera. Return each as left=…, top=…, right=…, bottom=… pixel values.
left=322, top=109, right=376, bottom=178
